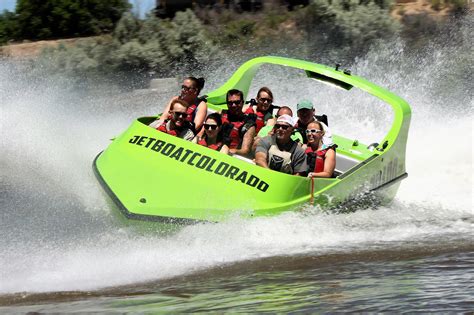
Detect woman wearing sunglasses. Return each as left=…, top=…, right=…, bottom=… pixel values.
left=245, top=87, right=275, bottom=134
left=305, top=121, right=336, bottom=178
left=194, top=113, right=229, bottom=154
left=151, top=77, right=208, bottom=131
left=156, top=99, right=195, bottom=141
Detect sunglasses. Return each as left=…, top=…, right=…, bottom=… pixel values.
left=181, top=85, right=196, bottom=92
left=204, top=124, right=218, bottom=130
left=227, top=100, right=242, bottom=106
left=258, top=97, right=273, bottom=104
left=173, top=111, right=188, bottom=119
left=274, top=124, right=290, bottom=130
left=305, top=129, right=322, bottom=135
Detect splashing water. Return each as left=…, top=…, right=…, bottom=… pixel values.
left=0, top=18, right=472, bottom=294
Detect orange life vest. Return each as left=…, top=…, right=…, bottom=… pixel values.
left=221, top=111, right=247, bottom=149
left=197, top=137, right=223, bottom=151
left=157, top=121, right=179, bottom=136
left=244, top=106, right=270, bottom=133
left=305, top=147, right=329, bottom=173
left=186, top=103, right=197, bottom=123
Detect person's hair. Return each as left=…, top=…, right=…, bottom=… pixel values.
left=257, top=86, right=273, bottom=101
left=307, top=121, right=324, bottom=135
left=277, top=106, right=293, bottom=117
left=187, top=77, right=205, bottom=92
left=205, top=112, right=223, bottom=126
left=226, top=89, right=244, bottom=103
left=170, top=99, right=190, bottom=110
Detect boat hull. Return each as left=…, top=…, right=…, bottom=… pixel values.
left=94, top=118, right=406, bottom=223
left=94, top=118, right=315, bottom=222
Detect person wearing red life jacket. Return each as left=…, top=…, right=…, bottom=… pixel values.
left=245, top=87, right=275, bottom=133
left=150, top=76, right=208, bottom=131
left=305, top=121, right=336, bottom=178
left=194, top=113, right=230, bottom=154
left=221, top=89, right=256, bottom=157
left=156, top=99, right=195, bottom=141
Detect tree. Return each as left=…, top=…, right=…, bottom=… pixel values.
left=0, top=10, right=19, bottom=44
left=15, top=0, right=130, bottom=40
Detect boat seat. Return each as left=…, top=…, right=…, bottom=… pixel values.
left=334, top=154, right=359, bottom=174
left=233, top=153, right=360, bottom=174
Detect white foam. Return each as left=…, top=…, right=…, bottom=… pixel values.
left=1, top=21, right=473, bottom=293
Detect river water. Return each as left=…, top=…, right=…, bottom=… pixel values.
left=0, top=17, right=472, bottom=312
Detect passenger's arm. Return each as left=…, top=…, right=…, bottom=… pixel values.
left=193, top=100, right=208, bottom=130
left=220, top=144, right=229, bottom=155
left=310, top=149, right=336, bottom=178
left=251, top=136, right=261, bottom=155
left=255, top=151, right=269, bottom=168
left=151, top=96, right=177, bottom=126
left=266, top=117, right=276, bottom=127
left=230, top=126, right=255, bottom=156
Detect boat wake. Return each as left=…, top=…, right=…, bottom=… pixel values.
left=0, top=19, right=472, bottom=295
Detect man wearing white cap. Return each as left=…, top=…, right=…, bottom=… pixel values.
left=255, top=114, right=307, bottom=175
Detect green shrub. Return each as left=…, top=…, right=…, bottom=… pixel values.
left=114, top=12, right=141, bottom=44
left=446, top=0, right=470, bottom=11
left=295, top=0, right=400, bottom=58
left=39, top=9, right=219, bottom=87
left=431, top=0, right=444, bottom=11
left=223, top=19, right=257, bottom=41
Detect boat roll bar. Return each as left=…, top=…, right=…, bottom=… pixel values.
left=205, top=56, right=411, bottom=155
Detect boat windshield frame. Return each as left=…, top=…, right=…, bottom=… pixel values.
left=205, top=56, right=411, bottom=153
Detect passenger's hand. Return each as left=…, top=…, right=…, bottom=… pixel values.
left=307, top=172, right=315, bottom=178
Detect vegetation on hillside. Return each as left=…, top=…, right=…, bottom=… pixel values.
left=0, top=0, right=130, bottom=44
left=1, top=0, right=471, bottom=88
left=38, top=10, right=218, bottom=87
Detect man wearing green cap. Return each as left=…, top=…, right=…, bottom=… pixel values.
left=295, top=99, right=332, bottom=146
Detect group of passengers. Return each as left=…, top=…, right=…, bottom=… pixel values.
left=149, top=77, right=336, bottom=178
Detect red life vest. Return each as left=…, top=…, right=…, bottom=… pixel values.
left=305, top=147, right=329, bottom=173
left=197, top=137, right=223, bottom=151
left=186, top=103, right=197, bottom=123
left=245, top=106, right=266, bottom=133
left=221, top=111, right=246, bottom=149
left=156, top=121, right=178, bottom=136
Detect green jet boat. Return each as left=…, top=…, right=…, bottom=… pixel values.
left=93, top=56, right=411, bottom=223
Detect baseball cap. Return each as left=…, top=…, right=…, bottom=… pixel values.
left=297, top=99, right=313, bottom=111
left=276, top=114, right=296, bottom=127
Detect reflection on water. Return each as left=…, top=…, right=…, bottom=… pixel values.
left=1, top=251, right=472, bottom=312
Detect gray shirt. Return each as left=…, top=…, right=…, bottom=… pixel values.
left=256, top=135, right=307, bottom=174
